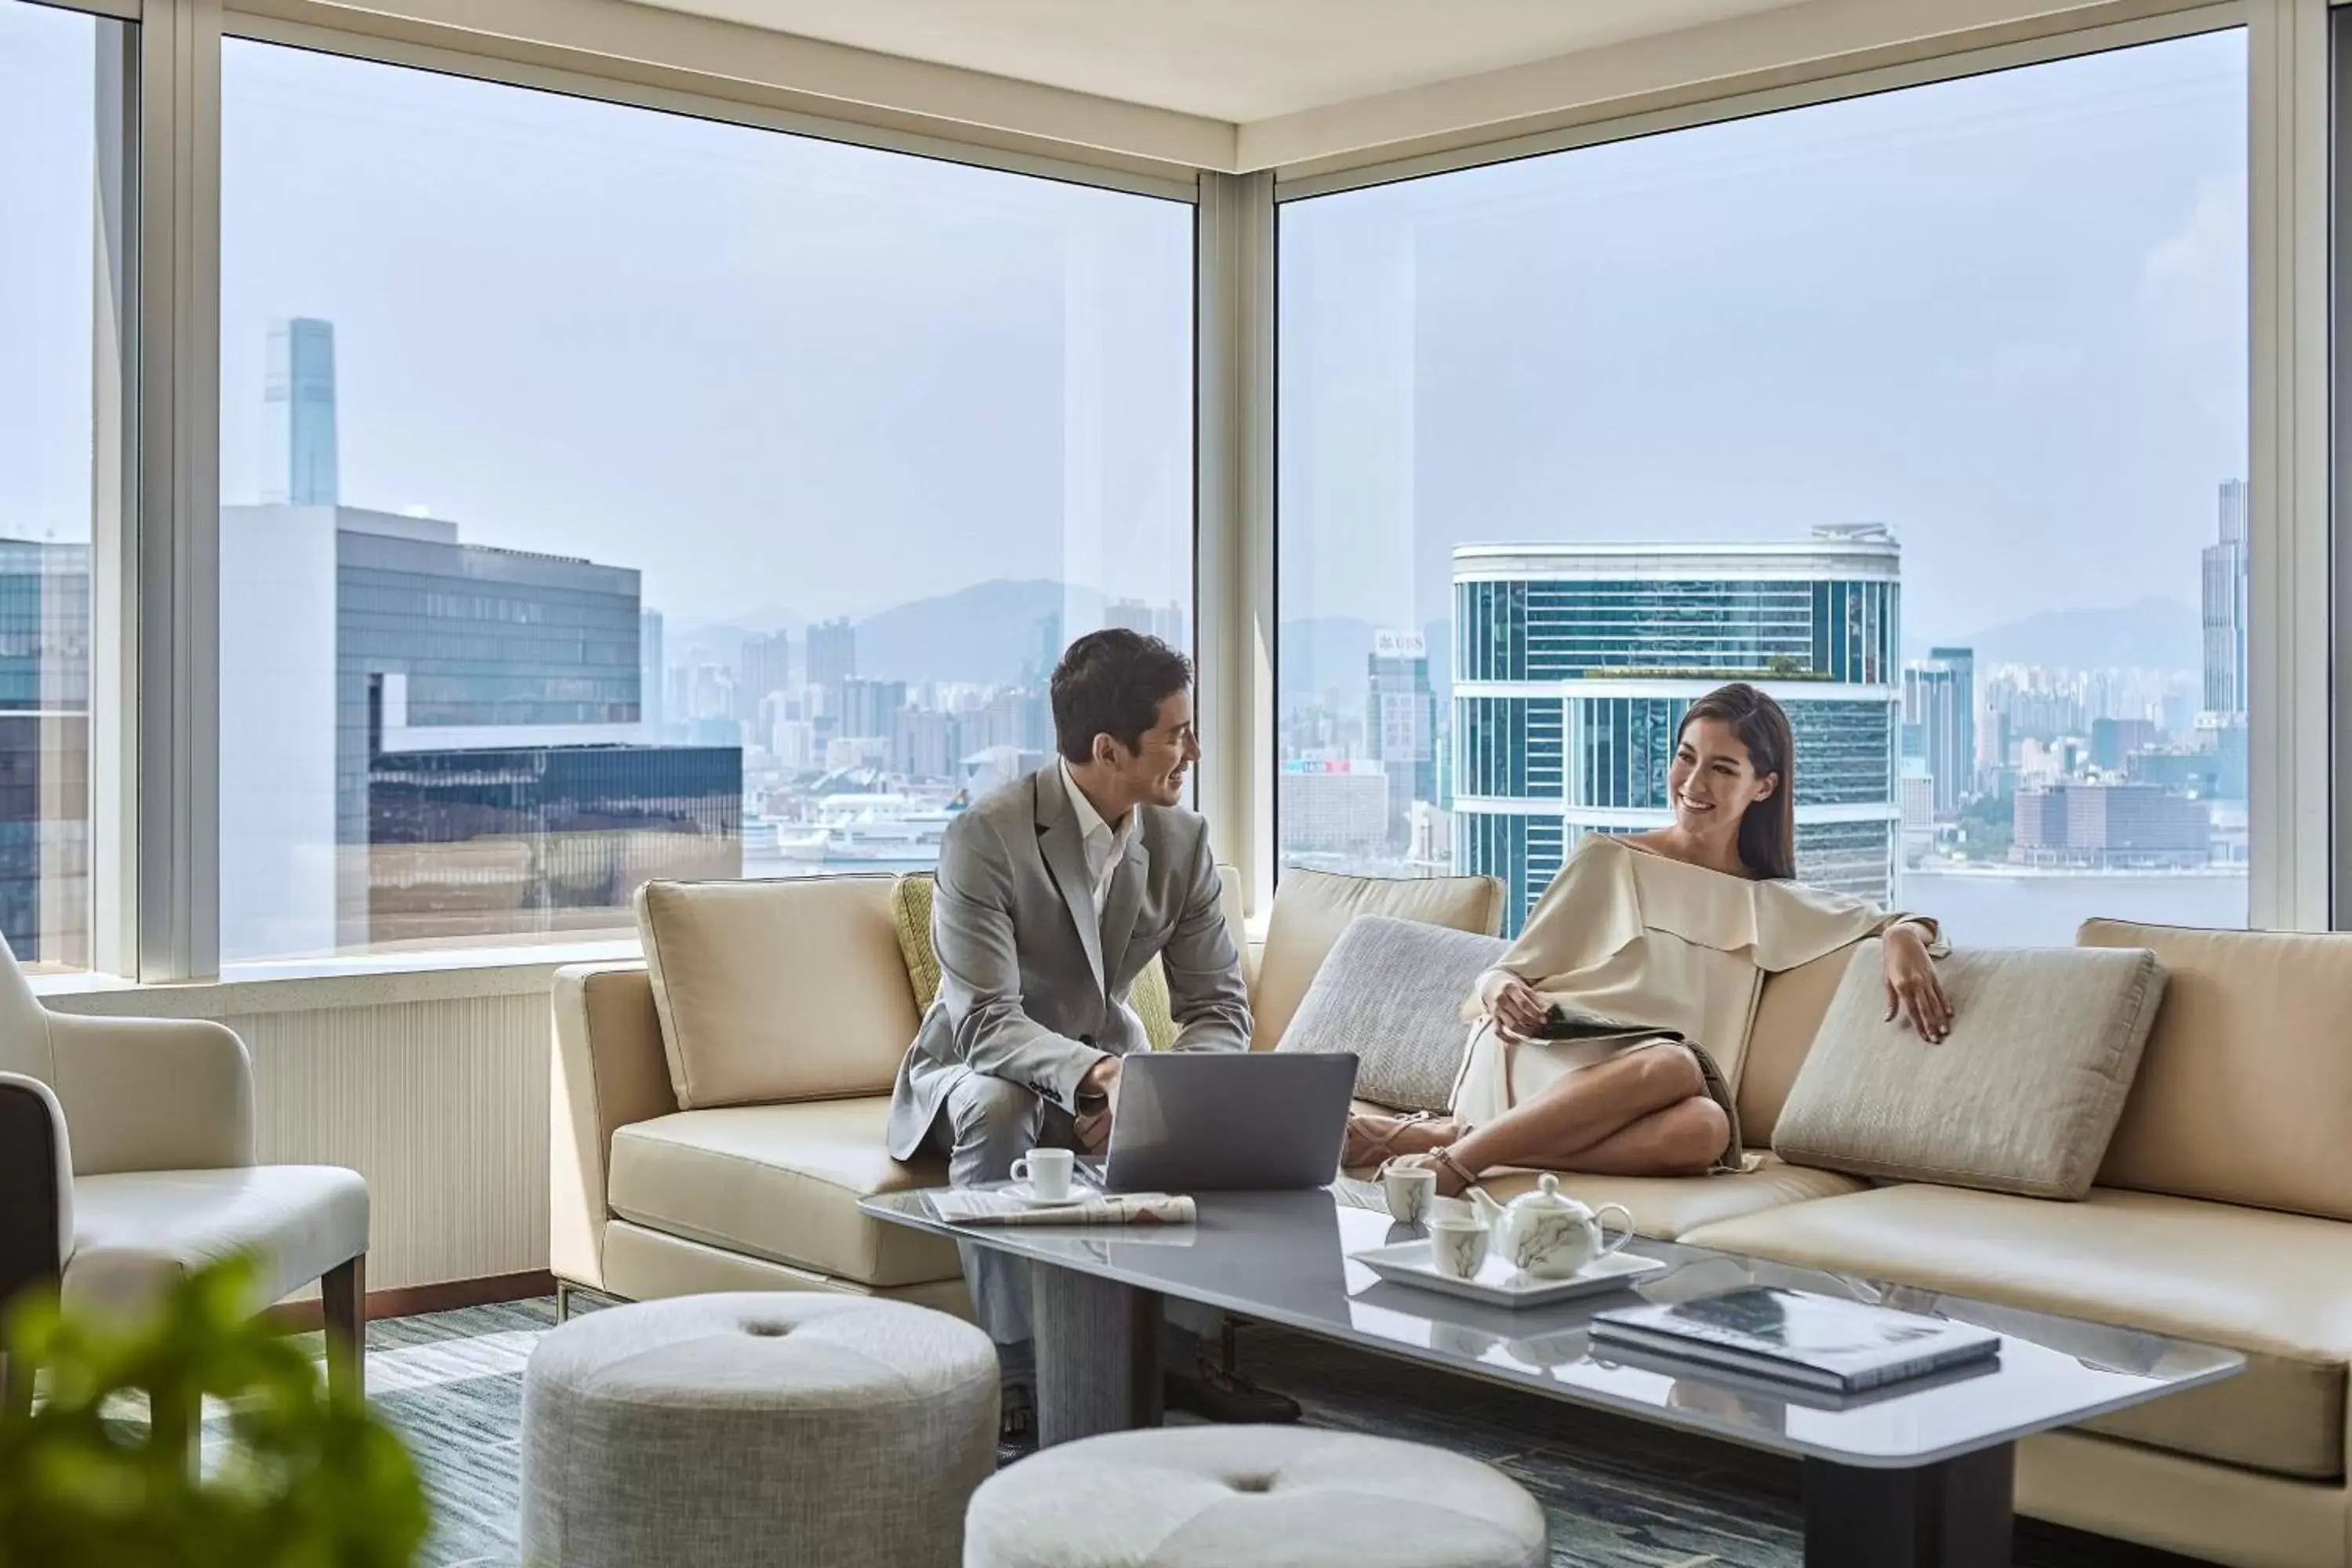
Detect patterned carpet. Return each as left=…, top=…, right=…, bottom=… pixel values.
left=274, top=1297, right=2211, bottom=1568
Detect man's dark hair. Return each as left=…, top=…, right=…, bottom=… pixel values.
left=1050, top=629, right=1192, bottom=766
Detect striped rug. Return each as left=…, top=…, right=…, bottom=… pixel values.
left=267, top=1298, right=2205, bottom=1568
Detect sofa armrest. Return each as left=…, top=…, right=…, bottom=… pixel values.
left=0, top=1073, right=69, bottom=1313
left=44, top=1012, right=253, bottom=1176
left=551, top=962, right=679, bottom=1293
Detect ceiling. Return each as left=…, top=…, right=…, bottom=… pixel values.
left=618, top=0, right=1820, bottom=124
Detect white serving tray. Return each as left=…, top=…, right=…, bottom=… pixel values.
left=1353, top=1241, right=1668, bottom=1309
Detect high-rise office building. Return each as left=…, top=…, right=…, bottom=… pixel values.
left=1902, top=646, right=1974, bottom=817
left=1367, top=630, right=1437, bottom=851
left=0, top=539, right=93, bottom=966
left=1451, top=528, right=1902, bottom=933
left=2203, top=478, right=2249, bottom=716
left=221, top=503, right=739, bottom=958
left=262, top=318, right=339, bottom=506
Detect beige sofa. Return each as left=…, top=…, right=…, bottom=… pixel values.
left=553, top=877, right=2352, bottom=1568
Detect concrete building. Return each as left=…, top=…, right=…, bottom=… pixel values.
left=1902, top=646, right=1974, bottom=816
left=1367, top=630, right=1438, bottom=851
left=2091, top=717, right=2161, bottom=774
left=1450, top=528, right=1902, bottom=933
left=737, top=631, right=793, bottom=724
left=2012, top=782, right=2210, bottom=869
left=1279, top=759, right=1391, bottom=858
left=807, top=618, right=858, bottom=695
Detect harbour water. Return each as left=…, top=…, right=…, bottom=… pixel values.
left=1898, top=869, right=2248, bottom=948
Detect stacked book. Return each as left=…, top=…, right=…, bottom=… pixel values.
left=1590, top=1287, right=2002, bottom=1394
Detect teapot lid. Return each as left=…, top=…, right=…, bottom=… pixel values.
left=1508, top=1172, right=1585, bottom=1214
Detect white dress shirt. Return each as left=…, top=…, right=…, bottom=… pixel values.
left=1058, top=759, right=1134, bottom=921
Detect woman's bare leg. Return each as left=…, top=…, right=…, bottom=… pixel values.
left=1441, top=1043, right=1707, bottom=1181
left=1548, top=1096, right=1730, bottom=1176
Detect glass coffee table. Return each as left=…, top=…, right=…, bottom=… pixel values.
left=864, top=1183, right=2241, bottom=1568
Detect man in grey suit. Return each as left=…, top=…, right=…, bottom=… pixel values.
left=887, top=629, right=1295, bottom=1457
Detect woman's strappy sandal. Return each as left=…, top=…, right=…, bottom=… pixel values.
left=1426, top=1146, right=1480, bottom=1199
left=1342, top=1109, right=1463, bottom=1171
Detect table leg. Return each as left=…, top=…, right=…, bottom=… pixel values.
left=1802, top=1443, right=2013, bottom=1568
left=1030, top=1261, right=1162, bottom=1447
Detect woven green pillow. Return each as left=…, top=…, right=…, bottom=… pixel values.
left=891, top=873, right=1177, bottom=1050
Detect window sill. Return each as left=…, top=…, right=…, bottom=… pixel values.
left=33, top=937, right=643, bottom=1018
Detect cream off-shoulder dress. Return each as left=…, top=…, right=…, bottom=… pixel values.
left=1450, top=833, right=1943, bottom=1171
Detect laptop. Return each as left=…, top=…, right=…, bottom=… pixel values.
left=1076, top=1051, right=1359, bottom=1194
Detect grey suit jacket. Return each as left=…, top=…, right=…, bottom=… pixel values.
left=885, top=768, right=1252, bottom=1160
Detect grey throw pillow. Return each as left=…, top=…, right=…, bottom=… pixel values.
left=1772, top=941, right=2166, bottom=1200
left=1276, top=915, right=1507, bottom=1113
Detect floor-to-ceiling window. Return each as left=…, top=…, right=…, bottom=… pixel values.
left=218, top=42, right=1194, bottom=964
left=1278, top=30, right=2250, bottom=942
left=0, top=0, right=128, bottom=974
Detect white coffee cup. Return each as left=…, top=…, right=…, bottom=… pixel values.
left=1428, top=1216, right=1490, bottom=1280
left=1010, top=1148, right=1073, bottom=1203
left=1382, top=1165, right=1437, bottom=1225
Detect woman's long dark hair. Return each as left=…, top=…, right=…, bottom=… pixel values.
left=1679, top=683, right=1796, bottom=880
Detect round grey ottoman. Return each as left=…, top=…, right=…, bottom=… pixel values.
left=964, top=1426, right=1548, bottom=1567
left=522, top=1293, right=998, bottom=1568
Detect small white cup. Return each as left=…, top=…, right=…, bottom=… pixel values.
left=1009, top=1148, right=1073, bottom=1203
left=1428, top=1216, right=1490, bottom=1280
left=1382, top=1165, right=1437, bottom=1226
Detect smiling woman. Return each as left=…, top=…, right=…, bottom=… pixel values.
left=213, top=38, right=1195, bottom=968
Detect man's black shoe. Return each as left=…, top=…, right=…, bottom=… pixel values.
left=996, top=1386, right=1038, bottom=1468
left=1163, top=1354, right=1301, bottom=1425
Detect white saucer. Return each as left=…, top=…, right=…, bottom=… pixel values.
left=1000, top=1182, right=1088, bottom=1207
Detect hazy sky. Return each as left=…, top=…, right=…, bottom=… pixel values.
left=5, top=9, right=2245, bottom=652
left=1280, top=27, right=2247, bottom=653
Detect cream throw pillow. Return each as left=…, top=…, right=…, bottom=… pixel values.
left=1254, top=869, right=1505, bottom=1051
left=637, top=877, right=920, bottom=1109
left=1772, top=941, right=2165, bottom=1200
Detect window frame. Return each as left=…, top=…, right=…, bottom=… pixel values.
left=56, top=0, right=2337, bottom=982
left=1261, top=2, right=2332, bottom=937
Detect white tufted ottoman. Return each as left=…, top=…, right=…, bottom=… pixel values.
left=963, top=1426, right=1548, bottom=1567
left=521, top=1293, right=999, bottom=1568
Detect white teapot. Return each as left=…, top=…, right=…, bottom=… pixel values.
left=1468, top=1175, right=1635, bottom=1280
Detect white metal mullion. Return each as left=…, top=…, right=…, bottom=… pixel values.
left=1193, top=171, right=1276, bottom=918
left=132, top=0, right=223, bottom=979
left=2248, top=0, right=2331, bottom=931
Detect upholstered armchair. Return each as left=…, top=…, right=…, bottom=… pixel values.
left=0, top=940, right=370, bottom=1414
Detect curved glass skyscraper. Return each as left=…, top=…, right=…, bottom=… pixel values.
left=1452, top=526, right=1902, bottom=933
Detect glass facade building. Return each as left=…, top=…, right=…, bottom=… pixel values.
left=0, top=540, right=90, bottom=966
left=1451, top=529, right=1904, bottom=932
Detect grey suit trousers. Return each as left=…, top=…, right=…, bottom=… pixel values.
left=932, top=1069, right=1215, bottom=1377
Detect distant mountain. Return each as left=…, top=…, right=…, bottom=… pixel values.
left=855, top=579, right=1102, bottom=687
left=1909, top=598, right=2201, bottom=676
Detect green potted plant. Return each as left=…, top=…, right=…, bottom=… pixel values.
left=0, top=1254, right=429, bottom=1567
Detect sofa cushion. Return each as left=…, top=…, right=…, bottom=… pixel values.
left=2081, top=921, right=2352, bottom=1222
left=892, top=873, right=1181, bottom=1051
left=1739, top=944, right=1855, bottom=1145
left=1279, top=916, right=1507, bottom=1112
left=1773, top=943, right=2165, bottom=1200
left=1684, top=1184, right=2352, bottom=1480
left=1255, top=870, right=1504, bottom=1051
left=637, top=877, right=920, bottom=1110
left=607, top=1098, right=960, bottom=1290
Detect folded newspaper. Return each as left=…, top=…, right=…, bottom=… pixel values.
left=926, top=1190, right=1196, bottom=1227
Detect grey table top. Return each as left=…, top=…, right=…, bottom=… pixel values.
left=862, top=1181, right=2242, bottom=1469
